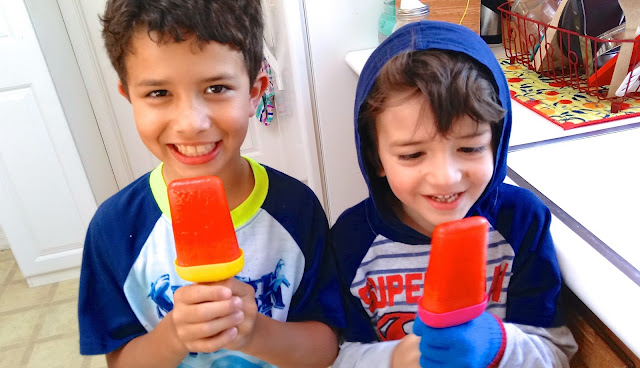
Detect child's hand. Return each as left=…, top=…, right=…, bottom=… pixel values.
left=221, top=277, right=259, bottom=351
left=413, top=311, right=506, bottom=368
left=170, top=282, right=244, bottom=353
left=391, top=333, right=421, bottom=368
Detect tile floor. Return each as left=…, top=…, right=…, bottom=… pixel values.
left=0, top=249, right=106, bottom=368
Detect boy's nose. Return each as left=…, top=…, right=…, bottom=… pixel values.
left=173, top=97, right=210, bottom=133
left=427, top=154, right=462, bottom=186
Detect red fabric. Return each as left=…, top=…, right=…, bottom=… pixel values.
left=487, top=314, right=507, bottom=368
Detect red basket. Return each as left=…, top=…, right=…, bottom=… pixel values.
left=498, top=2, right=640, bottom=113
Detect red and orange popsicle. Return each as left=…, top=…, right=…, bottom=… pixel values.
left=168, top=176, right=244, bottom=282
left=417, top=216, right=489, bottom=328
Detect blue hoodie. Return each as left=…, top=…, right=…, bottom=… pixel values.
left=331, top=21, right=576, bottom=367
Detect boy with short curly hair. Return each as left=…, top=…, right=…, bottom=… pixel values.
left=78, top=1, right=344, bottom=367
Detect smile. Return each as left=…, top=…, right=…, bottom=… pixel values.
left=428, top=193, right=460, bottom=203
left=169, top=142, right=221, bottom=165
left=173, top=143, right=216, bottom=157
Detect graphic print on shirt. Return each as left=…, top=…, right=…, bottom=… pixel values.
left=377, top=311, right=416, bottom=341
left=238, top=259, right=290, bottom=317
left=178, top=348, right=276, bottom=368
left=148, top=273, right=180, bottom=318
left=119, top=206, right=308, bottom=367
left=350, top=228, right=515, bottom=341
left=147, top=260, right=290, bottom=320
left=488, top=262, right=509, bottom=302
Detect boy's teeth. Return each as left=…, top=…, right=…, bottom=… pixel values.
left=174, top=143, right=215, bottom=157
left=430, top=193, right=459, bottom=203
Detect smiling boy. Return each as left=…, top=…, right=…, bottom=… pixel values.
left=77, top=1, right=343, bottom=367
left=331, top=21, right=577, bottom=367
left=374, top=92, right=495, bottom=235
left=122, top=31, right=256, bottom=208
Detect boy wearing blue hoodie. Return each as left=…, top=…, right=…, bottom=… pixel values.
left=331, top=21, right=578, bottom=367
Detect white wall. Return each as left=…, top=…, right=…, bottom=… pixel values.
left=303, top=0, right=381, bottom=223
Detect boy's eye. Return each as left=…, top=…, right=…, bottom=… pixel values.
left=206, top=85, right=228, bottom=94
left=399, top=152, right=423, bottom=160
left=459, top=146, right=487, bottom=154
left=147, top=90, right=168, bottom=98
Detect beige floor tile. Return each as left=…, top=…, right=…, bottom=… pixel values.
left=37, top=301, right=78, bottom=339
left=0, top=345, right=28, bottom=367
left=0, top=308, right=41, bottom=348
left=0, top=282, right=52, bottom=313
left=8, top=264, right=25, bottom=283
left=87, top=354, right=107, bottom=368
left=0, top=259, right=14, bottom=283
left=0, top=249, right=13, bottom=262
left=52, top=278, right=79, bottom=302
left=26, top=336, right=83, bottom=368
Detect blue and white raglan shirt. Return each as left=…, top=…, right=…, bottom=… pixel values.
left=331, top=21, right=578, bottom=368
left=78, top=158, right=344, bottom=367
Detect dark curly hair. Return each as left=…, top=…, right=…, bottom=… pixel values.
left=101, top=0, right=263, bottom=91
left=359, top=49, right=506, bottom=177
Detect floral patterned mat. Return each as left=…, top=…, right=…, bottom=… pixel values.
left=500, top=59, right=640, bottom=130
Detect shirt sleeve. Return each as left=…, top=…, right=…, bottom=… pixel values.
left=277, top=181, right=346, bottom=329
left=492, top=185, right=578, bottom=366
left=499, top=324, right=578, bottom=367
left=333, top=340, right=400, bottom=368
left=494, top=186, right=567, bottom=328
left=77, top=189, right=159, bottom=355
left=330, top=201, right=384, bottom=343
left=287, top=218, right=346, bottom=329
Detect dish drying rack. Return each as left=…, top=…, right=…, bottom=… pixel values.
left=498, top=2, right=640, bottom=113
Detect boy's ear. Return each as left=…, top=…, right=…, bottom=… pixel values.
left=247, top=71, right=269, bottom=117
left=117, top=81, right=130, bottom=102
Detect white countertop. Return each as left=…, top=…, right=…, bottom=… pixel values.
left=507, top=129, right=640, bottom=356
left=346, top=46, right=640, bottom=356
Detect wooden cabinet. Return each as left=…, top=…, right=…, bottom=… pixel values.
left=416, top=0, right=481, bottom=33
left=566, top=288, right=639, bottom=367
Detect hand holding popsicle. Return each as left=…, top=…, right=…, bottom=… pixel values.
left=391, top=334, right=421, bottom=368
left=412, top=217, right=506, bottom=368
left=167, top=176, right=255, bottom=353
left=170, top=281, right=244, bottom=354
left=168, top=277, right=260, bottom=354
left=413, top=311, right=504, bottom=368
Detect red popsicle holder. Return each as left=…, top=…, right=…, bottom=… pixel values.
left=498, top=2, right=640, bottom=113
left=417, top=216, right=489, bottom=328
left=418, top=295, right=488, bottom=329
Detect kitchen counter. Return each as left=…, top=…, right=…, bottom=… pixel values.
left=346, top=47, right=640, bottom=357
left=506, top=124, right=640, bottom=357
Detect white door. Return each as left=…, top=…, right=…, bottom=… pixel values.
left=0, top=0, right=99, bottom=285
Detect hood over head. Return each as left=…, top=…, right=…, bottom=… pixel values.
left=354, top=20, right=512, bottom=242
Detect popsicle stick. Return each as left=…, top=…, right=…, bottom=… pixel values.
left=533, top=0, right=570, bottom=72
left=607, top=1, right=640, bottom=98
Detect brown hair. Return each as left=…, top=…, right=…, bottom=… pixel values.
left=359, top=49, right=505, bottom=176
left=101, top=0, right=263, bottom=90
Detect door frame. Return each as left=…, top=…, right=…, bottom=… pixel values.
left=28, top=0, right=136, bottom=191
left=24, top=0, right=121, bottom=204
